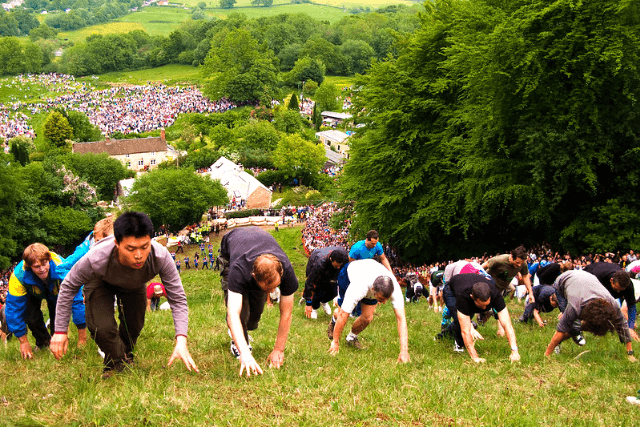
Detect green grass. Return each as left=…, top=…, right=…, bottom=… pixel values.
left=94, top=64, right=204, bottom=85
left=1, top=226, right=639, bottom=425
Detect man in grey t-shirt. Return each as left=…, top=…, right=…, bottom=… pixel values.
left=544, top=270, right=636, bottom=362
left=51, top=212, right=198, bottom=377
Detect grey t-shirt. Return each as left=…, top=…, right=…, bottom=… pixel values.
left=55, top=235, right=189, bottom=336
left=554, top=270, right=630, bottom=343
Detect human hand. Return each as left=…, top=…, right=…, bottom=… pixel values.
left=50, top=333, right=68, bottom=360
left=239, top=353, right=263, bottom=377
left=470, top=328, right=484, bottom=341
left=510, top=351, right=521, bottom=363
left=630, top=329, right=640, bottom=342
left=329, top=341, right=339, bottom=356
left=305, top=306, right=313, bottom=319
left=529, top=295, right=535, bottom=304
left=168, top=335, right=199, bottom=372
left=628, top=355, right=638, bottom=363
left=267, top=350, right=284, bottom=369
left=397, top=350, right=410, bottom=363
left=19, top=337, right=33, bottom=359
left=557, top=313, right=563, bottom=320
left=472, top=357, right=486, bottom=363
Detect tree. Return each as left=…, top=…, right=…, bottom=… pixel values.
left=278, top=43, right=302, bottom=71
left=300, top=36, right=349, bottom=75
left=9, top=136, right=34, bottom=166
left=0, top=12, right=19, bottom=36
left=288, top=92, right=299, bottom=110
left=11, top=9, right=40, bottom=35
left=66, top=110, right=102, bottom=142
left=274, top=109, right=302, bottom=134
left=129, top=168, right=229, bottom=232
left=285, top=56, right=325, bottom=86
left=272, top=134, right=325, bottom=184
left=233, top=120, right=280, bottom=151
left=57, top=152, right=128, bottom=201
left=0, top=162, right=18, bottom=268
left=312, top=101, right=322, bottom=130
left=342, top=0, right=640, bottom=261
left=44, top=111, right=74, bottom=149
left=202, top=28, right=279, bottom=103
left=42, top=205, right=93, bottom=247
left=340, top=39, right=375, bottom=75
left=29, top=23, right=58, bottom=41
left=314, top=81, right=340, bottom=112
left=219, top=0, right=235, bottom=9
left=197, top=1, right=206, bottom=8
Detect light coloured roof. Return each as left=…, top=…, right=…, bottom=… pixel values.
left=316, top=130, right=349, bottom=143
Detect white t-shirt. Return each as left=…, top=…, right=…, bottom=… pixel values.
left=341, top=259, right=404, bottom=313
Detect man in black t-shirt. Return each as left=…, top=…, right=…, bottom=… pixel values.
left=584, top=262, right=638, bottom=341
left=219, top=227, right=299, bottom=377
left=442, top=274, right=520, bottom=363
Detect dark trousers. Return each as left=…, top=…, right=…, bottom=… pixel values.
left=220, top=258, right=267, bottom=342
left=85, top=281, right=146, bottom=369
left=24, top=295, right=54, bottom=348
left=442, top=284, right=464, bottom=347
left=310, top=280, right=337, bottom=310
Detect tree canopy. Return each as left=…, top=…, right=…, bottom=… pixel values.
left=342, top=0, right=640, bottom=261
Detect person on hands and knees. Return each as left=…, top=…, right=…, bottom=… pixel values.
left=328, top=259, right=410, bottom=363
left=545, top=270, right=636, bottom=362
left=303, top=247, right=348, bottom=319
left=219, top=227, right=299, bottom=377
left=441, top=273, right=520, bottom=363
left=50, top=212, right=198, bottom=378
left=5, top=243, right=87, bottom=360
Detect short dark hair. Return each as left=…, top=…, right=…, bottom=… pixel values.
left=580, top=298, right=618, bottom=336
left=511, top=245, right=527, bottom=260
left=372, top=275, right=394, bottom=298
left=471, top=282, right=491, bottom=302
left=612, top=270, right=631, bottom=290
left=329, top=249, right=348, bottom=266
left=366, top=230, right=379, bottom=240
left=114, top=211, right=154, bottom=242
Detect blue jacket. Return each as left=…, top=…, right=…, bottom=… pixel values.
left=6, top=252, right=85, bottom=338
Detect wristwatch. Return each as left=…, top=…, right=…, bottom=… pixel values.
left=511, top=345, right=518, bottom=352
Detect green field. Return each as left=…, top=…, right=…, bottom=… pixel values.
left=94, top=64, right=204, bottom=85
left=1, top=227, right=639, bottom=425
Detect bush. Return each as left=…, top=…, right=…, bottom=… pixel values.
left=225, top=209, right=262, bottom=218
left=257, top=169, right=289, bottom=187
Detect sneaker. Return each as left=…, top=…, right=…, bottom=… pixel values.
left=434, top=332, right=444, bottom=341
left=321, top=302, right=332, bottom=315
left=346, top=336, right=363, bottom=350
left=310, top=310, right=318, bottom=319
left=230, top=341, right=240, bottom=358
left=327, top=319, right=336, bottom=340
left=453, top=342, right=465, bottom=353
left=554, top=345, right=561, bottom=354
left=572, top=334, right=586, bottom=346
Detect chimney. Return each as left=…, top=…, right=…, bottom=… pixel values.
left=161, top=128, right=166, bottom=141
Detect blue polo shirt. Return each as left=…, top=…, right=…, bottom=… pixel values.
left=349, top=239, right=384, bottom=260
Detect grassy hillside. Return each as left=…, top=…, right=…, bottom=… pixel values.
left=1, top=226, right=639, bottom=425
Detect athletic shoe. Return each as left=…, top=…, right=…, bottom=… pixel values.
left=310, top=310, right=318, bottom=319
left=453, top=342, right=465, bottom=353
left=327, top=319, right=336, bottom=340
left=554, top=345, right=561, bottom=354
left=434, top=332, right=444, bottom=341
left=346, top=336, right=363, bottom=350
left=321, top=302, right=332, bottom=315
left=572, top=334, right=586, bottom=346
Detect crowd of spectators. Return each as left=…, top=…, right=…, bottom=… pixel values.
left=0, top=265, right=15, bottom=305
left=0, top=73, right=236, bottom=141
left=301, top=202, right=351, bottom=253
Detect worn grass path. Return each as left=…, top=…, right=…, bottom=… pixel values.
left=1, top=226, right=639, bottom=425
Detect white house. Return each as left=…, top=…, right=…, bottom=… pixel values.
left=206, top=157, right=272, bottom=209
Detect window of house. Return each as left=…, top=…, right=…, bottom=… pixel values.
left=126, top=162, right=131, bottom=168
left=151, top=152, right=156, bottom=156
left=138, top=160, right=144, bottom=166
left=125, top=154, right=130, bottom=158
left=150, top=159, right=156, bottom=165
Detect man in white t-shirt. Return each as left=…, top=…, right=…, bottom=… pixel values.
left=328, top=259, right=410, bottom=363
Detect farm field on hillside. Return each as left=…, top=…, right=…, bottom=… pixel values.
left=95, top=64, right=204, bottom=86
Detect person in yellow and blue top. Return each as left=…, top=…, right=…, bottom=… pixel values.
left=6, top=243, right=87, bottom=359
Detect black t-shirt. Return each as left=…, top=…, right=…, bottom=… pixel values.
left=536, top=263, right=561, bottom=285
left=220, top=227, right=298, bottom=296
left=449, top=273, right=506, bottom=316
left=584, top=262, right=635, bottom=306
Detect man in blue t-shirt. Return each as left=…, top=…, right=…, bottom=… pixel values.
left=348, top=230, right=392, bottom=272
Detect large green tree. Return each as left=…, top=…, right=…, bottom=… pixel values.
left=272, top=134, right=325, bottom=184
left=56, top=152, right=129, bottom=201
left=343, top=0, right=640, bottom=261
left=44, top=111, right=74, bottom=150
left=129, top=169, right=229, bottom=232
left=202, top=27, right=279, bottom=103
left=0, top=160, right=18, bottom=268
